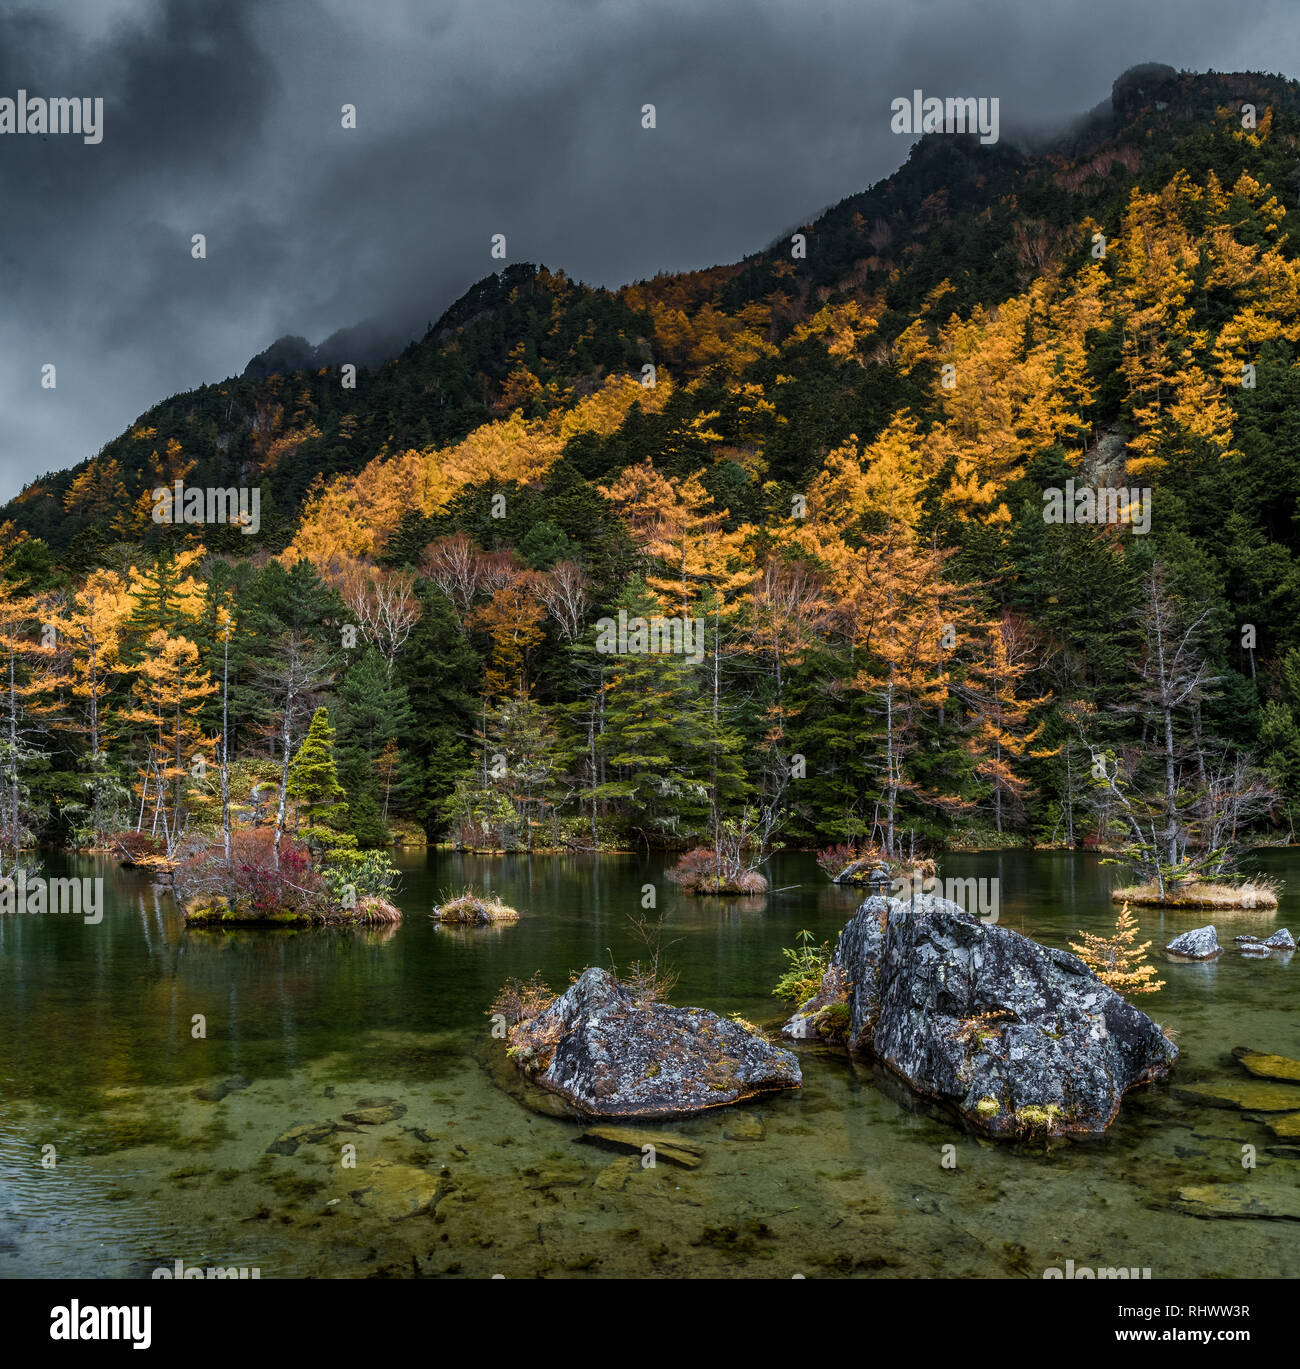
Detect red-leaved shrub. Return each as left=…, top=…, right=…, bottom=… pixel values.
left=666, top=847, right=768, bottom=894
left=815, top=843, right=859, bottom=879
left=174, top=827, right=327, bottom=918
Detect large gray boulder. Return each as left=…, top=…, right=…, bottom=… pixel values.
left=1166, top=925, right=1222, bottom=959
left=509, top=967, right=801, bottom=1118
left=782, top=893, right=1176, bottom=1137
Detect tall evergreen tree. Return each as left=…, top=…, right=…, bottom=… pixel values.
left=286, top=707, right=352, bottom=857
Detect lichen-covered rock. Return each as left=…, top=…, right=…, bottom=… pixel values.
left=1166, top=925, right=1222, bottom=959
left=510, top=967, right=800, bottom=1118
left=830, top=857, right=877, bottom=885
left=1265, top=928, right=1295, bottom=950
left=782, top=892, right=1176, bottom=1138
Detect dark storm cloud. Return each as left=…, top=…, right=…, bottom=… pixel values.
left=2, top=0, right=1299, bottom=500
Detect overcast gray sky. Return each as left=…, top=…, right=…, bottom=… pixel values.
left=3, top=0, right=1299, bottom=502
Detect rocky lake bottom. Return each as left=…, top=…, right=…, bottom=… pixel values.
left=1, top=848, right=1297, bottom=1279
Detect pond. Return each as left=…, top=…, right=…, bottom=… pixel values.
left=0, top=848, right=1296, bottom=1279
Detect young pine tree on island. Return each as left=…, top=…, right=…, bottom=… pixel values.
left=286, top=707, right=354, bottom=859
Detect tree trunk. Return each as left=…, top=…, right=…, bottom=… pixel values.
left=221, top=624, right=232, bottom=866
left=273, top=670, right=295, bottom=871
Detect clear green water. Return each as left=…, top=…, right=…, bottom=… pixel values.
left=0, top=848, right=1297, bottom=1279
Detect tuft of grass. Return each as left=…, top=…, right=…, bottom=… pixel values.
left=432, top=888, right=520, bottom=924
left=345, top=895, right=402, bottom=925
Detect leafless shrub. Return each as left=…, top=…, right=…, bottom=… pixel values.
left=489, top=971, right=556, bottom=1026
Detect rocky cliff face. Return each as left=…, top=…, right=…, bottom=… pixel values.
left=512, top=967, right=801, bottom=1119
left=783, top=893, right=1177, bottom=1137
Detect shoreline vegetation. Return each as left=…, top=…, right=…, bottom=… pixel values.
left=1112, top=879, right=1280, bottom=910
left=183, top=891, right=402, bottom=927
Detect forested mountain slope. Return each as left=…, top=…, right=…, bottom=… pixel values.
left=2, top=64, right=1298, bottom=860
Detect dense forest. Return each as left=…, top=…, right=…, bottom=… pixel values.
left=2, top=64, right=1299, bottom=891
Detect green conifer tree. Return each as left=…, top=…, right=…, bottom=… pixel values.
left=286, top=707, right=353, bottom=857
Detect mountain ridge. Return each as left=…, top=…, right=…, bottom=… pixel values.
left=7, top=62, right=1300, bottom=567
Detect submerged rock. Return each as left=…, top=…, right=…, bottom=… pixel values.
left=1165, top=925, right=1222, bottom=959
left=578, top=1125, right=705, bottom=1168
left=508, top=967, right=801, bottom=1119
left=593, top=1155, right=641, bottom=1192
left=1172, top=1183, right=1300, bottom=1222
left=1173, top=1079, right=1300, bottom=1112
left=191, top=1074, right=252, bottom=1102
left=347, top=1162, right=453, bottom=1220
left=1232, top=1046, right=1300, bottom=1083
left=722, top=1113, right=767, bottom=1142
left=1266, top=1112, right=1300, bottom=1139
left=266, top=1121, right=339, bottom=1155
left=342, top=1102, right=407, bottom=1125
left=782, top=892, right=1176, bottom=1138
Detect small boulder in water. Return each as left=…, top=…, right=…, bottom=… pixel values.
left=505, top=966, right=801, bottom=1119
left=1166, top=926, right=1222, bottom=960
left=1235, top=929, right=1294, bottom=955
